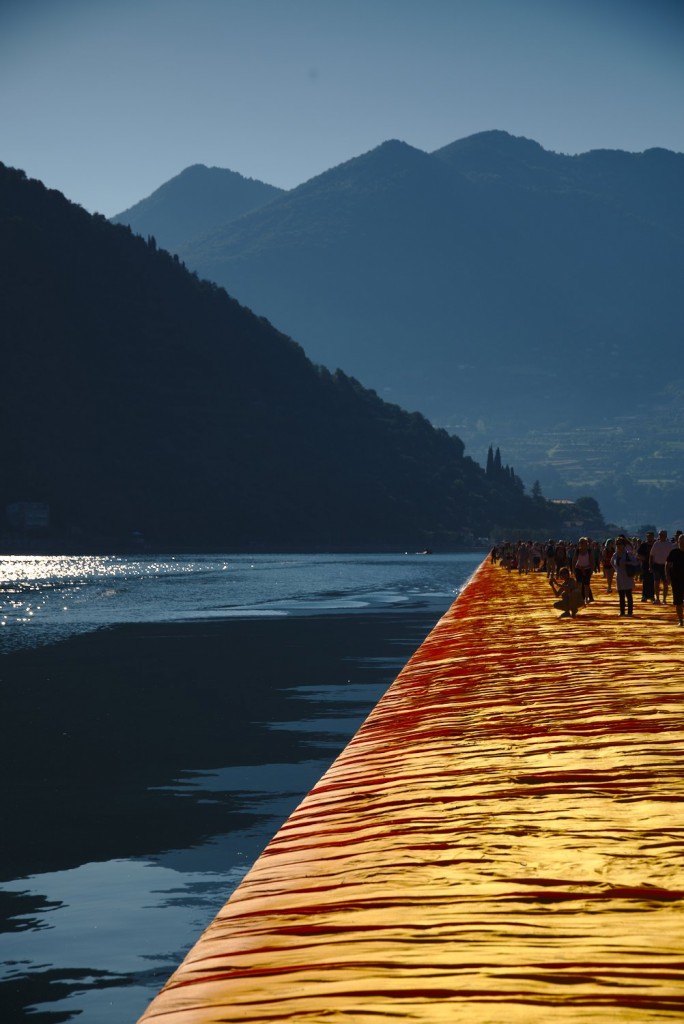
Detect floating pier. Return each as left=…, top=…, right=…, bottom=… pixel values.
left=139, top=558, right=684, bottom=1022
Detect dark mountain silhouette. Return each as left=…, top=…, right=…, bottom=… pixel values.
left=110, top=164, right=283, bottom=253
left=117, top=132, right=683, bottom=525
left=1, top=162, right=593, bottom=552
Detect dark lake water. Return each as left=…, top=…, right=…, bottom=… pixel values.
left=0, top=552, right=482, bottom=1022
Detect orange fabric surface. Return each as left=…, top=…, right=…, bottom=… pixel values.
left=138, top=559, right=684, bottom=1022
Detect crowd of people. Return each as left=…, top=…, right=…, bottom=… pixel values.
left=491, top=532, right=684, bottom=628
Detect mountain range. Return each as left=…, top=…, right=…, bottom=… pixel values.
left=112, top=131, right=684, bottom=528
left=2, top=161, right=598, bottom=552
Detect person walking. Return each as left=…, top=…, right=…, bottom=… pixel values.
left=611, top=538, right=639, bottom=617
left=602, top=538, right=616, bottom=593
left=665, top=534, right=684, bottom=628
left=637, top=531, right=655, bottom=602
left=572, top=536, right=594, bottom=604
left=650, top=530, right=675, bottom=604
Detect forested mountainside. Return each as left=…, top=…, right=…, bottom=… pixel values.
left=0, top=162, right=602, bottom=551
left=114, top=131, right=683, bottom=527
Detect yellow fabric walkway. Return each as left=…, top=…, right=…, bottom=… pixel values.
left=139, top=559, right=684, bottom=1022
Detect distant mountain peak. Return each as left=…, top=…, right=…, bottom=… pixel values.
left=433, top=129, right=553, bottom=165
left=309, top=137, right=436, bottom=185
left=454, top=128, right=544, bottom=148
left=173, top=163, right=278, bottom=187
left=110, top=164, right=284, bottom=252
left=178, top=162, right=209, bottom=175
left=431, top=130, right=571, bottom=190
left=375, top=138, right=420, bottom=153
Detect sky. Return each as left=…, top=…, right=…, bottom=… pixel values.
left=1, top=0, right=683, bottom=218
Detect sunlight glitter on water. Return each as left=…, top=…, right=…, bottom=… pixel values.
left=0, top=552, right=482, bottom=651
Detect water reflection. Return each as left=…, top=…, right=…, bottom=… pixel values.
left=0, top=743, right=376, bottom=1022
left=0, top=555, right=479, bottom=1021
left=2, top=859, right=244, bottom=1022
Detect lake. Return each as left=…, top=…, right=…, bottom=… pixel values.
left=0, top=551, right=482, bottom=1022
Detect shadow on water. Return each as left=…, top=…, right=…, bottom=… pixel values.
left=0, top=606, right=444, bottom=1022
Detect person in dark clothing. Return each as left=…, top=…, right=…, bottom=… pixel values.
left=637, top=531, right=655, bottom=602
left=665, top=535, right=684, bottom=628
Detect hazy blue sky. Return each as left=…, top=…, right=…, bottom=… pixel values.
left=2, top=0, right=682, bottom=217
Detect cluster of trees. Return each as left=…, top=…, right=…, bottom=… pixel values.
left=0, top=162, right=606, bottom=551
left=485, top=446, right=523, bottom=490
